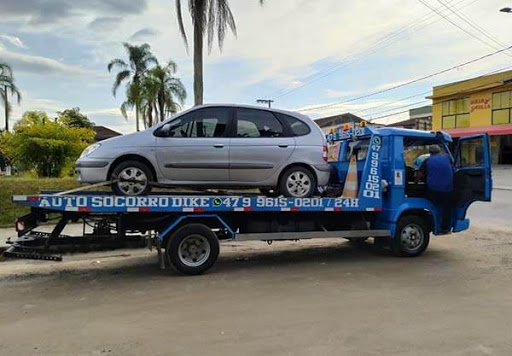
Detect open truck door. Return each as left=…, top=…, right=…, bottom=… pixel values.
left=452, top=134, right=492, bottom=231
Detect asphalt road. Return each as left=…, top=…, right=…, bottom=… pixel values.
left=1, top=224, right=512, bottom=355
left=467, top=188, right=512, bottom=231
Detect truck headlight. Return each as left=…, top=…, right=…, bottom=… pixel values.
left=80, top=143, right=101, bottom=158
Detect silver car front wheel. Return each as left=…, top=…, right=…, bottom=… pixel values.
left=117, top=167, right=148, bottom=196
left=111, top=160, right=153, bottom=196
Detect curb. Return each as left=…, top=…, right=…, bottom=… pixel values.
left=494, top=186, right=512, bottom=191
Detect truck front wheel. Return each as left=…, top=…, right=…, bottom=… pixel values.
left=166, top=223, right=220, bottom=275
left=392, top=215, right=430, bottom=257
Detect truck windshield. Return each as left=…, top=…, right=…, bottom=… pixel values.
left=344, top=139, right=370, bottom=161
left=403, top=138, right=448, bottom=169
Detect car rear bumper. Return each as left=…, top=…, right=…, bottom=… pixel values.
left=313, top=164, right=332, bottom=186
left=75, top=158, right=112, bottom=183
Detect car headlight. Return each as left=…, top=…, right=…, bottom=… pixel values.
left=80, top=143, right=101, bottom=158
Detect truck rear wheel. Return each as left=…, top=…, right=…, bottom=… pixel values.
left=392, top=215, right=430, bottom=257
left=166, top=223, right=219, bottom=275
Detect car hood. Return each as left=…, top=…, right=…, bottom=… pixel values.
left=98, top=128, right=156, bottom=148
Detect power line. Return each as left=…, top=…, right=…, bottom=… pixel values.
left=270, top=0, right=480, bottom=100
left=269, top=0, right=459, bottom=99
left=362, top=100, right=431, bottom=119
left=352, top=63, right=512, bottom=116
left=352, top=91, right=432, bottom=115
left=357, top=64, right=512, bottom=123
left=435, top=0, right=510, bottom=50
left=417, top=0, right=512, bottom=56
left=299, top=45, right=512, bottom=113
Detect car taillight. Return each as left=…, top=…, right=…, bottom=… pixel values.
left=15, top=219, right=24, bottom=232
left=323, top=145, right=328, bottom=162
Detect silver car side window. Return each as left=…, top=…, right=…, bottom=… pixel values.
left=236, top=108, right=283, bottom=138
left=164, top=108, right=229, bottom=138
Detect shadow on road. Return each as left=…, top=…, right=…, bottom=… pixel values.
left=1, top=239, right=450, bottom=284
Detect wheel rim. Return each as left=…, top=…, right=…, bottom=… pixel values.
left=117, top=167, right=148, bottom=196
left=286, top=171, right=311, bottom=197
left=400, top=223, right=424, bottom=252
left=178, top=235, right=211, bottom=267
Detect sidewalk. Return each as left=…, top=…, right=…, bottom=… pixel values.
left=493, top=165, right=512, bottom=190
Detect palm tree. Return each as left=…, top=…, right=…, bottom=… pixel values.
left=108, top=43, right=157, bottom=131
left=0, top=63, right=21, bottom=132
left=174, top=0, right=264, bottom=105
left=137, top=61, right=187, bottom=128
left=148, top=60, right=187, bottom=122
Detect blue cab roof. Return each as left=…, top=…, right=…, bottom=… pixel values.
left=373, top=127, right=453, bottom=143
left=327, top=126, right=453, bottom=143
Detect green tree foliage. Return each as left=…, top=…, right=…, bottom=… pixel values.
left=174, top=0, right=264, bottom=105
left=14, top=110, right=49, bottom=127
left=0, top=111, right=95, bottom=177
left=0, top=62, right=21, bottom=132
left=57, top=107, right=95, bottom=129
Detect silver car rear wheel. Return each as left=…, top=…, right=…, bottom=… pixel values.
left=279, top=166, right=316, bottom=198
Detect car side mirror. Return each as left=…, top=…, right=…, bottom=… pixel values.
left=154, top=124, right=170, bottom=137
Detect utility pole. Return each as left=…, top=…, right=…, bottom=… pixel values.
left=256, top=99, right=274, bottom=108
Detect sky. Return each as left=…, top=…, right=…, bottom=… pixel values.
left=1, top=0, right=512, bottom=134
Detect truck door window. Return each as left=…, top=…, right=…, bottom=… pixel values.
left=403, top=138, right=447, bottom=197
left=456, top=136, right=484, bottom=167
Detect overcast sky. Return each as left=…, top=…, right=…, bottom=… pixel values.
left=1, top=0, right=511, bottom=133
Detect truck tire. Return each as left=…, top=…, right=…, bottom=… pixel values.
left=392, top=215, right=430, bottom=257
left=111, top=160, right=153, bottom=196
left=279, top=166, right=316, bottom=198
left=166, top=223, right=220, bottom=275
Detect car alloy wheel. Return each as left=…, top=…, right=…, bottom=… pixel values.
left=286, top=171, right=312, bottom=197
left=117, top=167, right=148, bottom=196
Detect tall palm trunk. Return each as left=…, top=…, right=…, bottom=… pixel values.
left=3, top=86, right=8, bottom=132
left=135, top=105, right=140, bottom=131
left=158, top=90, right=165, bottom=122
left=193, top=8, right=204, bottom=106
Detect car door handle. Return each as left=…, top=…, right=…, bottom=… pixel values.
left=213, top=144, right=224, bottom=148
left=278, top=144, right=288, bottom=148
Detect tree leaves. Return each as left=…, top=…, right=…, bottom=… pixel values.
left=0, top=111, right=95, bottom=177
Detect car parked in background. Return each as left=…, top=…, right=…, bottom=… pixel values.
left=75, top=104, right=331, bottom=197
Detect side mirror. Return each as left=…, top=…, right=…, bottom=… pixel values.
left=154, top=123, right=171, bottom=137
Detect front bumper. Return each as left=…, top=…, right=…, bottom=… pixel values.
left=75, top=158, right=112, bottom=183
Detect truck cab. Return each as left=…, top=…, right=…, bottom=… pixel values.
left=329, top=126, right=492, bottom=241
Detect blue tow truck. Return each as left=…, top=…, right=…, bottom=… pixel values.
left=4, top=126, right=492, bottom=275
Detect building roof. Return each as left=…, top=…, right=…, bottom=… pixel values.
left=387, top=118, right=417, bottom=128
left=442, top=123, right=512, bottom=138
left=375, top=127, right=452, bottom=142
left=314, top=113, right=364, bottom=128
left=93, top=126, right=122, bottom=141
left=429, top=69, right=512, bottom=100
left=409, top=105, right=432, bottom=117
